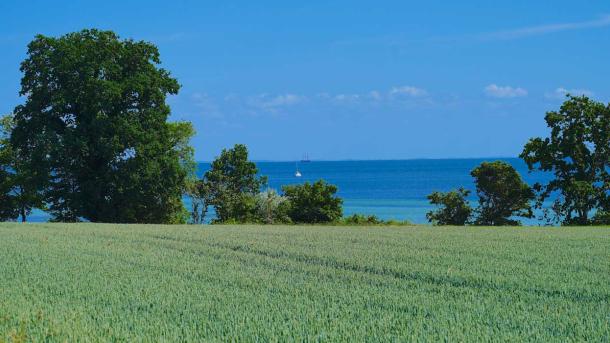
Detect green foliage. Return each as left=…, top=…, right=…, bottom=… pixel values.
left=341, top=213, right=384, bottom=225
left=0, top=156, right=17, bottom=221
left=520, top=95, right=610, bottom=225
left=187, top=179, right=212, bottom=224
left=282, top=180, right=343, bottom=223
left=204, top=144, right=267, bottom=223
left=0, top=116, right=17, bottom=221
left=382, top=219, right=413, bottom=226
left=0, top=223, right=608, bottom=341
left=591, top=211, right=610, bottom=225
left=337, top=214, right=411, bottom=226
left=426, top=187, right=472, bottom=225
left=254, top=189, right=291, bottom=224
left=0, top=115, right=44, bottom=221
left=342, top=213, right=384, bottom=225
left=10, top=29, right=194, bottom=223
left=471, top=161, right=534, bottom=226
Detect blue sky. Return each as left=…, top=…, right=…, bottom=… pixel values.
left=1, top=1, right=609, bottom=161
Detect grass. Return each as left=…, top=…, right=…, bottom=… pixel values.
left=0, top=223, right=608, bottom=341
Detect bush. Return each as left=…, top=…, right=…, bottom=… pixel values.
left=339, top=214, right=411, bottom=226
left=383, top=219, right=412, bottom=226
left=254, top=189, right=291, bottom=224
left=282, top=180, right=343, bottom=223
left=426, top=188, right=473, bottom=225
left=342, top=214, right=384, bottom=225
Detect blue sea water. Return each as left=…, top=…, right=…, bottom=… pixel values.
left=28, top=158, right=552, bottom=224
left=196, top=158, right=552, bottom=225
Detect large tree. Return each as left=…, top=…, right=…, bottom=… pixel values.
left=204, top=144, right=267, bottom=223
left=520, top=95, right=610, bottom=225
left=471, top=161, right=534, bottom=226
left=10, top=29, right=194, bottom=223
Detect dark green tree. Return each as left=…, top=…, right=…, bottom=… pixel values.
left=282, top=180, right=343, bottom=223
left=0, top=115, right=44, bottom=222
left=10, top=29, right=194, bottom=223
left=204, top=144, right=267, bottom=223
left=520, top=95, right=610, bottom=225
left=470, top=161, right=534, bottom=226
left=426, top=187, right=472, bottom=225
left=0, top=141, right=17, bottom=221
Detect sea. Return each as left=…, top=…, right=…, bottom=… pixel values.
left=195, top=158, right=552, bottom=225
left=28, top=158, right=553, bottom=225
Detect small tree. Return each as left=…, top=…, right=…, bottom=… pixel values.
left=520, top=95, right=610, bottom=225
left=282, top=180, right=343, bottom=223
left=426, top=188, right=472, bottom=225
left=187, top=179, right=212, bottom=224
left=205, top=144, right=267, bottom=223
left=471, top=161, right=534, bottom=226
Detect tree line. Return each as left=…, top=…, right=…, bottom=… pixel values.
left=427, top=95, right=610, bottom=226
left=188, top=144, right=346, bottom=224
left=1, top=29, right=610, bottom=226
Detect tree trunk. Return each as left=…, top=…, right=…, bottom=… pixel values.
left=20, top=207, right=27, bottom=222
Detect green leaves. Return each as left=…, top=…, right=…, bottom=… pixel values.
left=204, top=144, right=267, bottom=223
left=471, top=161, right=534, bottom=226
left=520, top=95, right=610, bottom=225
left=426, top=187, right=472, bottom=225
left=282, top=180, right=343, bottom=223
left=10, top=29, right=194, bottom=223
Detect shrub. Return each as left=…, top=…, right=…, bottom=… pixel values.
left=342, top=214, right=384, bottom=225
left=282, top=180, right=343, bottom=223
left=254, top=189, right=291, bottom=224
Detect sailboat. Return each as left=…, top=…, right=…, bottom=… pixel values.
left=295, top=162, right=302, bottom=177
left=300, top=153, right=311, bottom=163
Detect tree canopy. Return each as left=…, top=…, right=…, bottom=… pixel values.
left=520, top=95, right=610, bottom=225
left=204, top=144, right=267, bottom=223
left=282, top=180, right=343, bottom=223
left=426, top=188, right=472, bottom=226
left=471, top=161, right=533, bottom=226
left=10, top=29, right=194, bottom=223
left=0, top=115, right=44, bottom=222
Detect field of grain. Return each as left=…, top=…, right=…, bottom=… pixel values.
left=0, top=223, right=608, bottom=341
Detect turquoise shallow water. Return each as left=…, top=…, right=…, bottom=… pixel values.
left=28, top=158, right=552, bottom=224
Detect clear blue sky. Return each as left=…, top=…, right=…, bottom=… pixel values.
left=1, top=1, right=609, bottom=161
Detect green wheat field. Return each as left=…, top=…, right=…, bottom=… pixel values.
left=0, top=223, right=608, bottom=341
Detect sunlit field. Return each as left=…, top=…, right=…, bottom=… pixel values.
left=0, top=223, right=608, bottom=341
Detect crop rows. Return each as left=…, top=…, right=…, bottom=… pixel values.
left=0, top=223, right=608, bottom=341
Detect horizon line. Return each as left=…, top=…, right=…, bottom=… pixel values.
left=196, top=156, right=522, bottom=163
